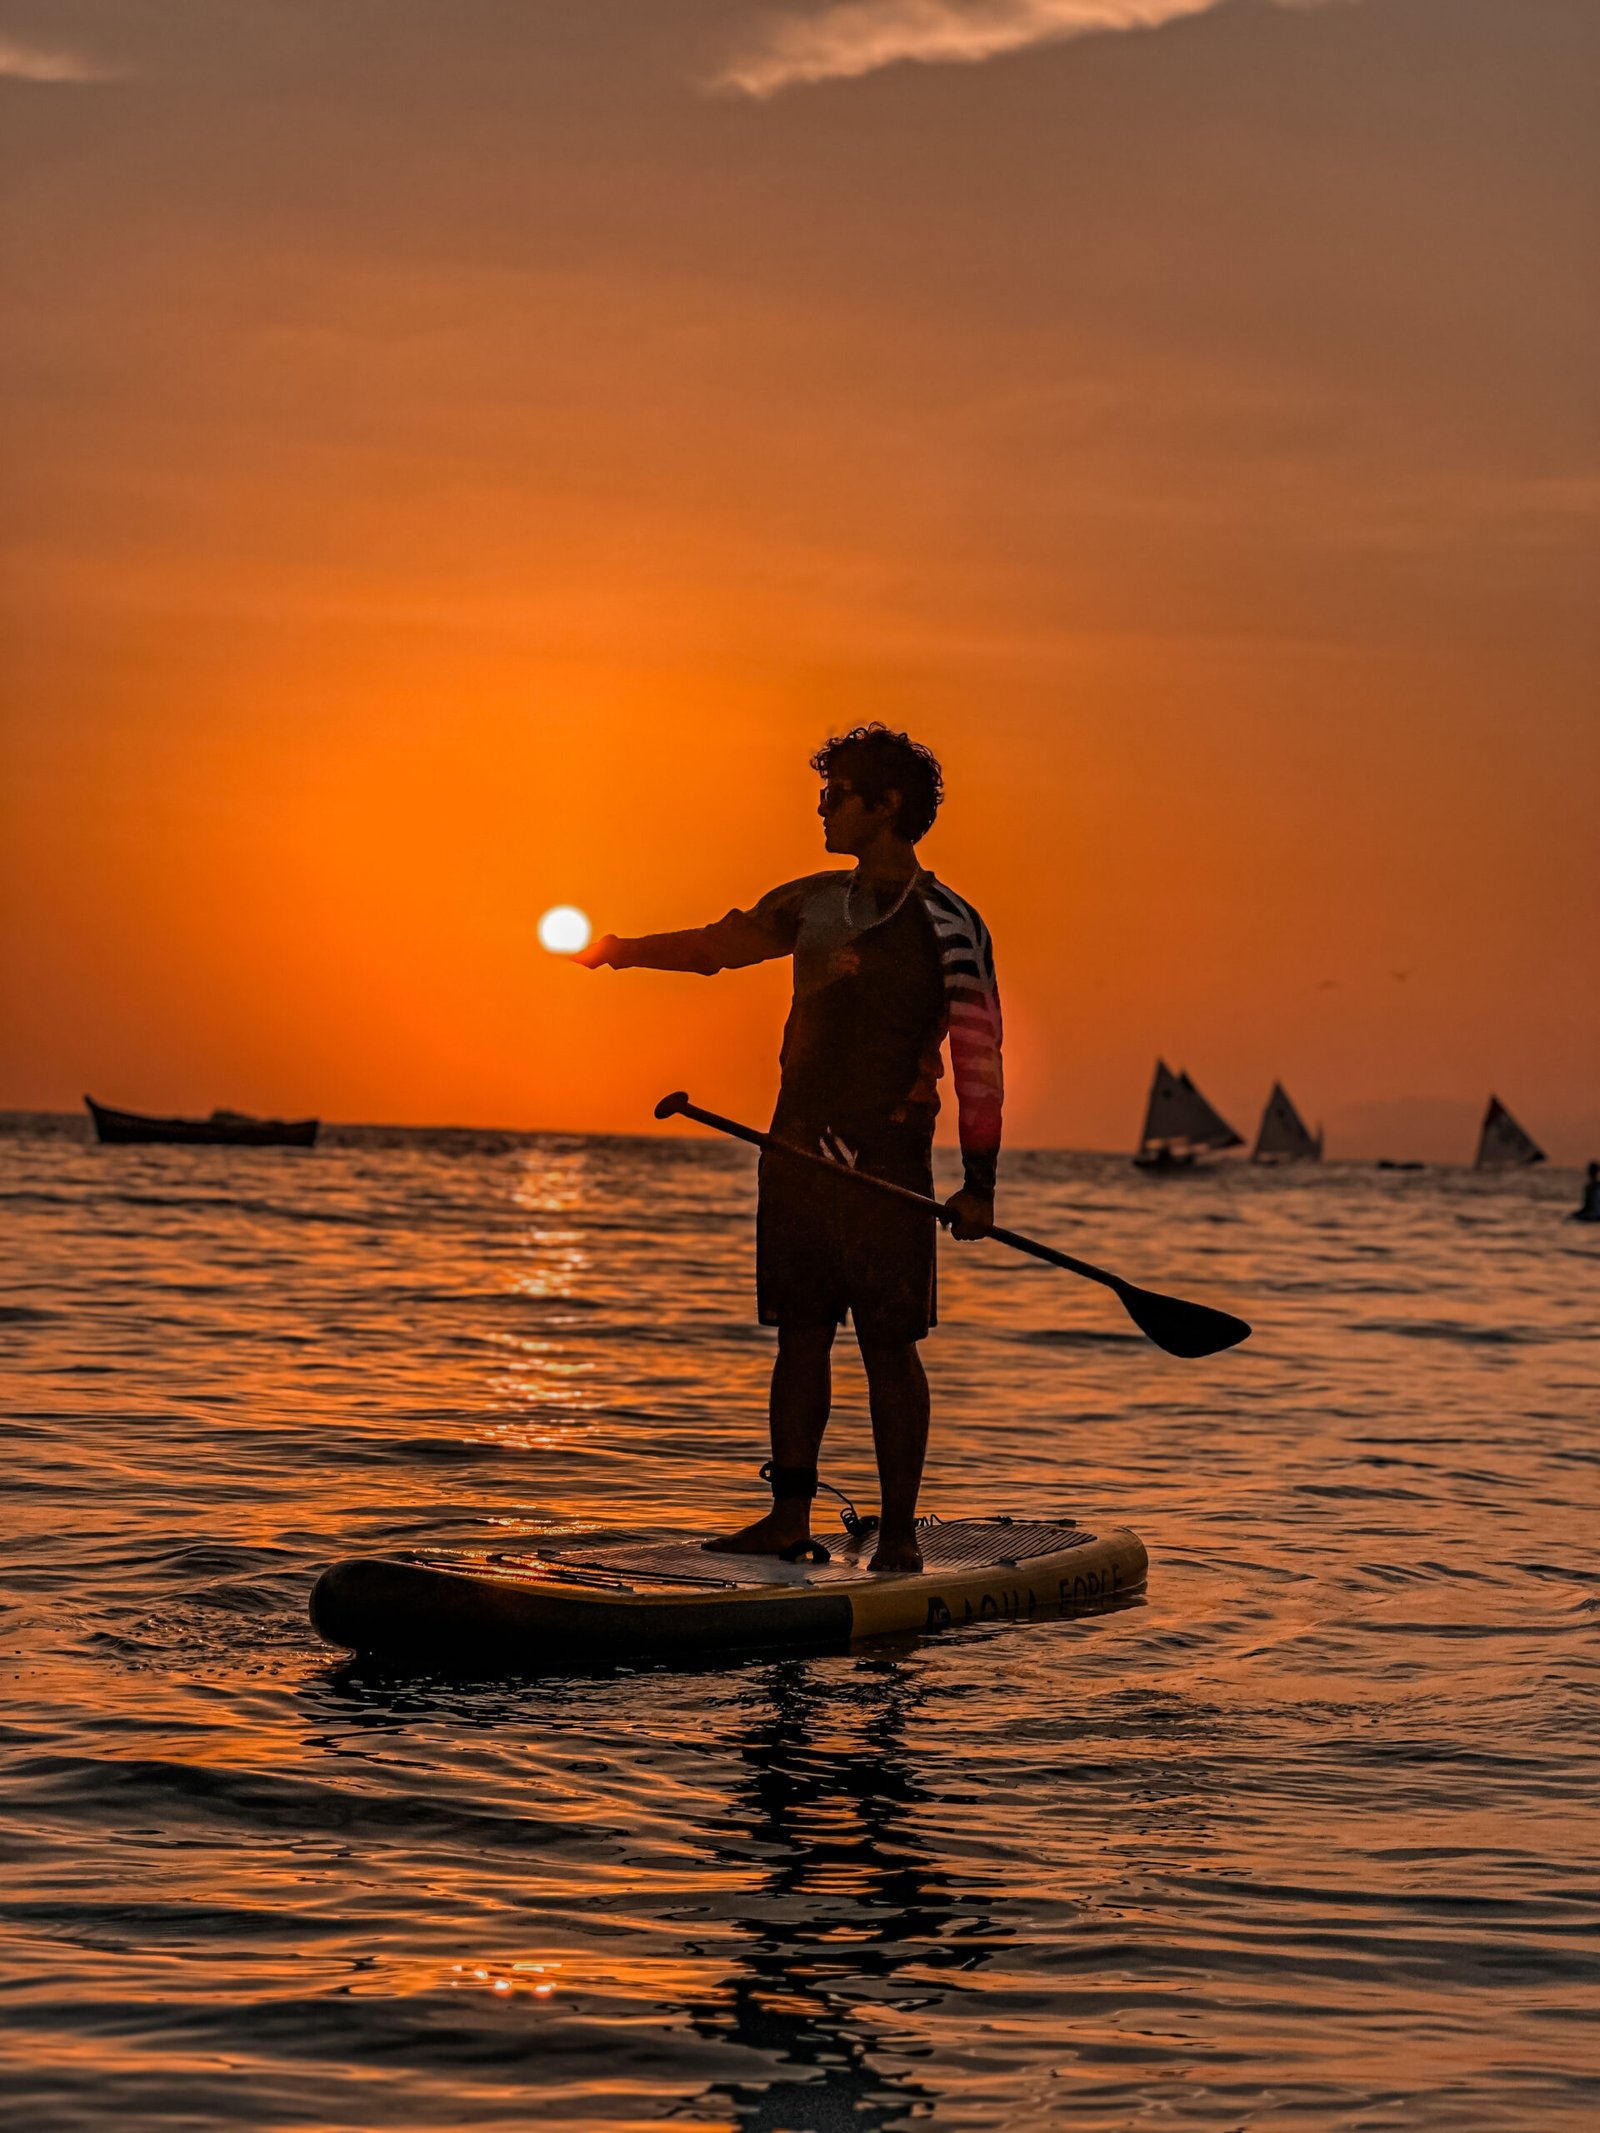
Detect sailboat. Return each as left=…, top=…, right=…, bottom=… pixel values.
left=1251, top=1081, right=1323, bottom=1164
left=1133, top=1060, right=1244, bottom=1171
left=1474, top=1096, right=1545, bottom=1169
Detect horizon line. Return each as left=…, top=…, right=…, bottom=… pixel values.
left=0, top=1106, right=1585, bottom=1169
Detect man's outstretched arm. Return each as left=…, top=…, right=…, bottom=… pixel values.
left=572, top=880, right=811, bottom=975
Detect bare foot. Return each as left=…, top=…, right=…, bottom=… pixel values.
left=703, top=1511, right=814, bottom=1557
left=868, top=1531, right=923, bottom=1574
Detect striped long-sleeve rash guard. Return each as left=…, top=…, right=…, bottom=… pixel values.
left=613, top=870, right=1004, bottom=1195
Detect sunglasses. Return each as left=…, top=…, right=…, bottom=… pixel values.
left=819, top=784, right=861, bottom=814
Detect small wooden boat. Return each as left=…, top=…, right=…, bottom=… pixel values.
left=85, top=1097, right=319, bottom=1148
left=1133, top=1060, right=1243, bottom=1171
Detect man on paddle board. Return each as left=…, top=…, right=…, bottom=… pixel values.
left=576, top=725, right=1002, bottom=1573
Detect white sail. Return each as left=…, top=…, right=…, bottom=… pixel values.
left=1475, top=1096, right=1545, bottom=1169
left=1138, top=1060, right=1243, bottom=1157
left=1252, top=1081, right=1322, bottom=1162
left=1175, top=1069, right=1244, bottom=1152
left=1139, top=1059, right=1189, bottom=1148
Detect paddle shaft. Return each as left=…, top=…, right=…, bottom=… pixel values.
left=662, top=1095, right=1129, bottom=1300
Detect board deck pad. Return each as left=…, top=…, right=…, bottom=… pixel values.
left=310, top=1516, right=1148, bottom=1664
left=415, top=1518, right=1098, bottom=1591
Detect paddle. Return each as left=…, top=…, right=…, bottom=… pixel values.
left=654, top=1092, right=1252, bottom=1360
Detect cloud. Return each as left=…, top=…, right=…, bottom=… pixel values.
left=714, top=0, right=1312, bottom=97
left=0, top=35, right=119, bottom=84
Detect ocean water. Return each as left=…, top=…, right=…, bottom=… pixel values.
left=3, top=1115, right=1597, bottom=2132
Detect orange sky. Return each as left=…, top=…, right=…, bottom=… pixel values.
left=2, top=1, right=1596, bottom=1159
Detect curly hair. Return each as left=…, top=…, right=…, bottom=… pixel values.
left=810, top=724, right=945, bottom=844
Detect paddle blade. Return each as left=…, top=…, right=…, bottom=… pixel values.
left=1118, top=1284, right=1252, bottom=1359
left=654, top=1090, right=690, bottom=1121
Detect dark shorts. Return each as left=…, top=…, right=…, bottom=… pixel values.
left=756, top=1123, right=937, bottom=1345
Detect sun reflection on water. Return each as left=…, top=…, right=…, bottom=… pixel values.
left=451, top=1959, right=562, bottom=1999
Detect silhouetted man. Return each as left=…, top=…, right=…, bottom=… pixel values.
left=577, top=725, right=1002, bottom=1572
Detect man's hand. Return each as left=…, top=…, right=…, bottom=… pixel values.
left=942, top=1189, right=993, bottom=1241
left=570, top=933, right=622, bottom=969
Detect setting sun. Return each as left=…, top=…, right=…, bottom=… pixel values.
left=537, top=906, right=593, bottom=956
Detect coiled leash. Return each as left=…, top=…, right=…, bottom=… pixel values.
left=760, top=1461, right=837, bottom=1562
left=759, top=1462, right=942, bottom=1561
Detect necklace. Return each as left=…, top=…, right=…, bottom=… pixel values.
left=845, top=867, right=919, bottom=934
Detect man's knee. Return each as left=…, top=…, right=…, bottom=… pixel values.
left=777, top=1321, right=836, bottom=1362
left=856, top=1334, right=924, bottom=1384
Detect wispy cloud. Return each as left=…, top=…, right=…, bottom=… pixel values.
left=0, top=35, right=120, bottom=85
left=715, top=0, right=1318, bottom=98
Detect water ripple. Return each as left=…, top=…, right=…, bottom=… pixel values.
left=3, top=1119, right=1597, bottom=2131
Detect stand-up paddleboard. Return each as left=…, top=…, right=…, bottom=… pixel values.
left=310, top=1517, right=1146, bottom=1667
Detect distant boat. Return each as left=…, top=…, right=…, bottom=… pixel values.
left=1474, top=1096, right=1544, bottom=1170
left=85, top=1097, right=319, bottom=1148
left=1252, top=1081, right=1323, bottom=1164
left=1133, top=1060, right=1243, bottom=1171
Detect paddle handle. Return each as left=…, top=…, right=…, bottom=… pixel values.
left=654, top=1092, right=1125, bottom=1297
left=984, top=1224, right=1123, bottom=1295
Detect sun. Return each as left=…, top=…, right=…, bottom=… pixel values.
left=537, top=905, right=592, bottom=955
